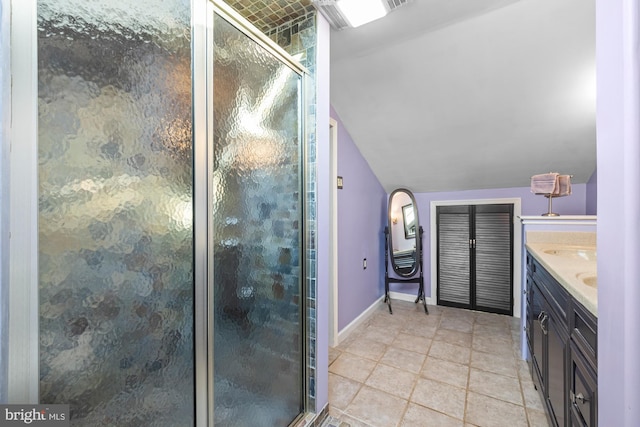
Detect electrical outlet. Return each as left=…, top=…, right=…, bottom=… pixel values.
left=363, top=258, right=367, bottom=269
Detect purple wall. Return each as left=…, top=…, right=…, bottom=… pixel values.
left=596, top=0, right=640, bottom=424
left=586, top=168, right=597, bottom=215
left=314, top=14, right=331, bottom=413
left=332, top=106, right=387, bottom=331
left=389, top=185, right=588, bottom=295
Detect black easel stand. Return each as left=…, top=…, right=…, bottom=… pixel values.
left=384, top=226, right=428, bottom=315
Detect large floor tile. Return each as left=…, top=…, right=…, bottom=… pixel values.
left=361, top=323, right=398, bottom=345
left=470, top=350, right=518, bottom=378
left=421, top=357, right=469, bottom=389
left=474, top=312, right=510, bottom=327
left=411, top=377, right=466, bottom=421
left=329, top=373, right=362, bottom=411
left=380, top=346, right=426, bottom=374
left=472, top=323, right=511, bottom=338
left=401, top=403, right=464, bottom=427
left=517, top=358, right=531, bottom=380
left=465, top=391, right=528, bottom=427
left=330, top=352, right=377, bottom=383
left=471, top=335, right=514, bottom=356
left=329, top=347, right=342, bottom=366
left=402, top=321, right=438, bottom=338
left=468, top=368, right=523, bottom=406
left=434, top=328, right=473, bottom=348
left=391, top=332, right=432, bottom=354
left=439, top=316, right=474, bottom=334
left=369, top=312, right=406, bottom=332
left=365, top=363, right=418, bottom=400
left=328, top=306, right=547, bottom=427
left=344, top=336, right=388, bottom=361
left=526, top=408, right=551, bottom=427
left=521, top=378, right=546, bottom=411
left=428, top=340, right=471, bottom=365
left=345, top=385, right=408, bottom=427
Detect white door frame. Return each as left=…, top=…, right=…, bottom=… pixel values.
left=430, top=198, right=522, bottom=318
left=328, top=118, right=339, bottom=347
left=7, top=0, right=39, bottom=403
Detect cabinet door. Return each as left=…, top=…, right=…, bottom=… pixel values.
left=474, top=204, right=513, bottom=313
left=570, top=406, right=587, bottom=427
left=526, top=276, right=534, bottom=353
left=530, top=281, right=546, bottom=392
left=546, top=310, right=569, bottom=427
left=437, top=205, right=471, bottom=306
left=437, top=204, right=513, bottom=314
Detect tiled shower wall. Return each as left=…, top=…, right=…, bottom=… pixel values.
left=267, top=11, right=320, bottom=410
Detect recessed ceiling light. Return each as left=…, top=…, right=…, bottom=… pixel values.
left=336, top=0, right=388, bottom=28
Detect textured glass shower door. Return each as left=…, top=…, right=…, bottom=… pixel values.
left=37, top=0, right=194, bottom=425
left=212, top=8, right=305, bottom=427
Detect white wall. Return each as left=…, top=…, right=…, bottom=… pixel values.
left=0, top=0, right=11, bottom=403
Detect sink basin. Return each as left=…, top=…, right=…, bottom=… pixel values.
left=544, top=248, right=597, bottom=262
left=576, top=272, right=597, bottom=288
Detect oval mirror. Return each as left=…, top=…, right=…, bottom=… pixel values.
left=388, top=188, right=420, bottom=277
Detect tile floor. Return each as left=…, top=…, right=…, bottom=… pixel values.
left=325, top=300, right=551, bottom=427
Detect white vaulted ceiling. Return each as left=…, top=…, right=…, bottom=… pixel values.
left=330, top=0, right=596, bottom=193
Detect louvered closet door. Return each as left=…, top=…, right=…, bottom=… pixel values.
left=437, top=206, right=471, bottom=306
left=474, top=204, right=513, bottom=313
left=437, top=204, right=513, bottom=315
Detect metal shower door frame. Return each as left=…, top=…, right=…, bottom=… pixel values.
left=193, top=1, right=309, bottom=425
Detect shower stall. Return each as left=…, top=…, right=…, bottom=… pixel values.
left=36, top=0, right=309, bottom=425
left=209, top=5, right=307, bottom=426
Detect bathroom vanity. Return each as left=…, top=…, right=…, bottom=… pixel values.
left=525, top=233, right=597, bottom=427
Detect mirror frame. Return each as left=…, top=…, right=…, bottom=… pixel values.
left=388, top=188, right=420, bottom=277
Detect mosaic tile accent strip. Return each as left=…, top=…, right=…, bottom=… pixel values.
left=226, top=0, right=315, bottom=34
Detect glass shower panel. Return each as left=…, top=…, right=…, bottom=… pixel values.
left=213, top=12, right=304, bottom=427
left=38, top=1, right=193, bottom=425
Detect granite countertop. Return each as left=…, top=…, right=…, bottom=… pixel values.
left=525, top=232, right=597, bottom=316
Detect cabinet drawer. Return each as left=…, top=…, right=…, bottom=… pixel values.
left=571, top=301, right=597, bottom=370
left=569, top=342, right=597, bottom=427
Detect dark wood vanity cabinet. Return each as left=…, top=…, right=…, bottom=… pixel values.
left=525, top=252, right=597, bottom=427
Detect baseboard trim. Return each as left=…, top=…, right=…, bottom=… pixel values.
left=336, top=296, right=384, bottom=345
left=335, top=293, right=436, bottom=345
left=388, top=291, right=435, bottom=305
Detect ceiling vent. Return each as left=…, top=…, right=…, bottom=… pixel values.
left=385, top=0, right=410, bottom=9
left=312, top=0, right=411, bottom=30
